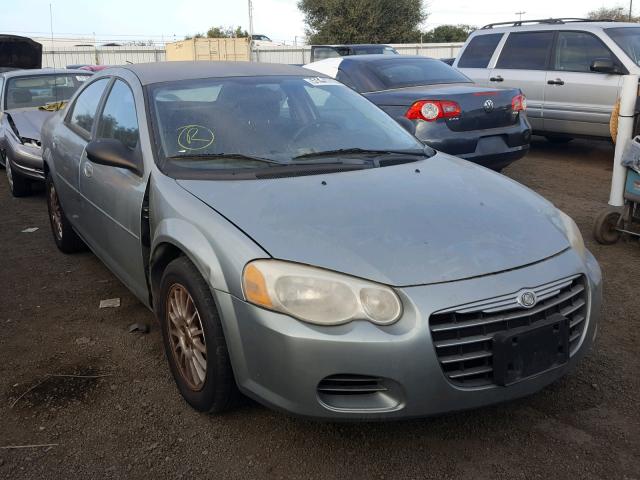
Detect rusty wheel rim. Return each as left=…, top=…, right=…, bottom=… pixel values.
left=167, top=284, right=207, bottom=390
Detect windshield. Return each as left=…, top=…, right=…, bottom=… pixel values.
left=367, top=58, right=471, bottom=90
left=149, top=75, right=426, bottom=175
left=606, top=27, right=640, bottom=66
left=352, top=46, right=398, bottom=55
left=5, top=74, right=91, bottom=109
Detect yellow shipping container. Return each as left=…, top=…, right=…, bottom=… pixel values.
left=165, top=38, right=250, bottom=62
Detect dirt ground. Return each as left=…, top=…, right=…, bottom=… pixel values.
left=0, top=138, right=639, bottom=480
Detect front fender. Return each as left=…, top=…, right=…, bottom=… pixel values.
left=152, top=218, right=230, bottom=293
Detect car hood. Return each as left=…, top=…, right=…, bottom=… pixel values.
left=4, top=108, right=53, bottom=141
left=177, top=154, right=570, bottom=286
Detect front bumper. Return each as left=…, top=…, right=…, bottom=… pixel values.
left=416, top=115, right=532, bottom=171
left=6, top=138, right=44, bottom=181
left=216, top=248, right=601, bottom=420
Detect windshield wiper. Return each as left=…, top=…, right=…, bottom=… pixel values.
left=292, top=148, right=428, bottom=160
left=166, top=153, right=284, bottom=165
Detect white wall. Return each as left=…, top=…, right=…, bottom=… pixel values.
left=40, top=43, right=461, bottom=68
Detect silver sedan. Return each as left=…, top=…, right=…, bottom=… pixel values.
left=41, top=61, right=601, bottom=420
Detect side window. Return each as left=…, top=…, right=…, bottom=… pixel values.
left=458, top=34, right=503, bottom=68
left=68, top=78, right=110, bottom=137
left=96, top=80, right=139, bottom=150
left=496, top=31, right=555, bottom=70
left=554, top=31, right=616, bottom=72
left=336, top=69, right=358, bottom=90
left=312, top=47, right=340, bottom=61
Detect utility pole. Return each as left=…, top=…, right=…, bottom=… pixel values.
left=630, top=0, right=634, bottom=21
left=248, top=0, right=254, bottom=39
left=515, top=11, right=526, bottom=21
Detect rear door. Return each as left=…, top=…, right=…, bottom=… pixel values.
left=488, top=31, right=555, bottom=132
left=78, top=78, right=148, bottom=302
left=543, top=30, right=624, bottom=137
left=54, top=77, right=110, bottom=226
left=455, top=33, right=504, bottom=85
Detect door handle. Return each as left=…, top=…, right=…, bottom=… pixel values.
left=490, top=76, right=504, bottom=82
left=547, top=79, right=565, bottom=86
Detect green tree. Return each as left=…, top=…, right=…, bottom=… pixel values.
left=587, top=6, right=639, bottom=22
left=298, top=0, right=427, bottom=44
left=185, top=26, right=249, bottom=40
left=423, top=24, right=474, bottom=43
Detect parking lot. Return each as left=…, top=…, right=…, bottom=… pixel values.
left=0, top=138, right=639, bottom=479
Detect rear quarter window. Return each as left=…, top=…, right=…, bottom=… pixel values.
left=458, top=34, right=503, bottom=68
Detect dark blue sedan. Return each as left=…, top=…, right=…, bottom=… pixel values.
left=305, top=55, right=531, bottom=171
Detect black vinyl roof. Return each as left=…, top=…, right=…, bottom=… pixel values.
left=121, top=61, right=325, bottom=85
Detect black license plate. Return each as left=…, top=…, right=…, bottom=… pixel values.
left=493, top=314, right=569, bottom=386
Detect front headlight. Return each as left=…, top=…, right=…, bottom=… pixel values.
left=550, top=209, right=586, bottom=257
left=242, top=260, right=402, bottom=326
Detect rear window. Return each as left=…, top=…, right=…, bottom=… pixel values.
left=367, top=58, right=471, bottom=90
left=496, top=31, right=554, bottom=70
left=458, top=34, right=503, bottom=68
left=5, top=73, right=91, bottom=109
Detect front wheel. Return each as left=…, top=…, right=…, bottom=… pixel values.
left=6, top=157, right=31, bottom=197
left=593, top=209, right=622, bottom=245
left=158, top=257, right=237, bottom=413
left=46, top=175, right=85, bottom=253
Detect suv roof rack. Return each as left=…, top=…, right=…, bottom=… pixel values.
left=481, top=18, right=615, bottom=29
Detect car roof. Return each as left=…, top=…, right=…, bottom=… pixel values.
left=472, top=20, right=633, bottom=34
left=1, top=68, right=91, bottom=79
left=110, top=61, right=326, bottom=86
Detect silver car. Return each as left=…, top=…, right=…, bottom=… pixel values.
left=42, top=62, right=601, bottom=419
left=454, top=19, right=640, bottom=142
left=0, top=69, right=91, bottom=196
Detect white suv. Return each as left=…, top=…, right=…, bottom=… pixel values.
left=454, top=19, right=639, bottom=142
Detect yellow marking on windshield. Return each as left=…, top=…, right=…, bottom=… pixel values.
left=177, top=124, right=215, bottom=151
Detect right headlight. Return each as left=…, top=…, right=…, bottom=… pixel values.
left=549, top=209, right=586, bottom=258
left=242, top=260, right=402, bottom=326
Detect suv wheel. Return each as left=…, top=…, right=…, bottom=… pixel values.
left=6, top=157, right=31, bottom=197
left=158, top=257, right=237, bottom=413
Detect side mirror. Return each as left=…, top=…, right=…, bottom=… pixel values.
left=590, top=59, right=620, bottom=74
left=396, top=116, right=417, bottom=135
left=86, top=138, right=141, bottom=175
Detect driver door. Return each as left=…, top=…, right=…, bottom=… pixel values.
left=78, top=78, right=149, bottom=302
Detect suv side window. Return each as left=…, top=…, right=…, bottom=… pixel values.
left=68, top=78, right=110, bottom=138
left=496, top=31, right=555, bottom=70
left=458, top=34, right=503, bottom=68
left=96, top=79, right=139, bottom=150
left=553, top=31, right=617, bottom=72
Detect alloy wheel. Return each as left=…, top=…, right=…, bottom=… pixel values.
left=49, top=182, right=63, bottom=240
left=167, top=284, right=207, bottom=390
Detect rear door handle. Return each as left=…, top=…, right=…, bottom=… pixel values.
left=547, top=79, right=565, bottom=86
left=490, top=76, right=504, bottom=82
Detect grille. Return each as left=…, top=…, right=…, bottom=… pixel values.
left=317, top=374, right=388, bottom=396
left=429, top=275, right=588, bottom=387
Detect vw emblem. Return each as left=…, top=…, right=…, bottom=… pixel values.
left=517, top=290, right=538, bottom=309
left=483, top=99, right=495, bottom=112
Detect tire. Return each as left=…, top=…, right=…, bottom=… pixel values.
left=545, top=135, right=573, bottom=144
left=46, top=175, right=85, bottom=253
left=593, top=209, right=622, bottom=245
left=6, top=157, right=31, bottom=197
left=158, top=256, right=237, bottom=413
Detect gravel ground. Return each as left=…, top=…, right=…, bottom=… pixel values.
left=0, top=138, right=639, bottom=479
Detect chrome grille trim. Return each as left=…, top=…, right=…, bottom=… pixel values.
left=430, top=275, right=588, bottom=387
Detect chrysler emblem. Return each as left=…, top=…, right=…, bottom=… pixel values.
left=483, top=99, right=495, bottom=112
left=517, top=290, right=538, bottom=309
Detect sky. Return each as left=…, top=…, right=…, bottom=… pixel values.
left=0, top=0, right=629, bottom=45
